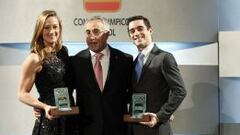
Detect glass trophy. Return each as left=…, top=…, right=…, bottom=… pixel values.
left=123, top=93, right=150, bottom=122
left=54, top=87, right=71, bottom=111
left=52, top=88, right=79, bottom=116
left=131, top=93, right=146, bottom=118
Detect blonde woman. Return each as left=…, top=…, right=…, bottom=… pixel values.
left=18, top=10, right=78, bottom=135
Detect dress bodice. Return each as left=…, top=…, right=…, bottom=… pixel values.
left=35, top=47, right=71, bottom=105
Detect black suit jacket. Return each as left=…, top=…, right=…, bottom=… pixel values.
left=71, top=46, right=133, bottom=135
left=131, top=45, right=186, bottom=135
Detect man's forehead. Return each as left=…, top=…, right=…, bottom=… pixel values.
left=86, top=20, right=103, bottom=27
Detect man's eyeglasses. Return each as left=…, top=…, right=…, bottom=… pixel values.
left=85, top=28, right=105, bottom=37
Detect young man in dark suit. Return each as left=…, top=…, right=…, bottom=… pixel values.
left=127, top=15, right=187, bottom=135
left=71, top=16, right=133, bottom=135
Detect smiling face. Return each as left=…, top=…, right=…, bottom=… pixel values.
left=42, top=16, right=60, bottom=47
left=128, top=19, right=153, bottom=51
left=85, top=19, right=109, bottom=53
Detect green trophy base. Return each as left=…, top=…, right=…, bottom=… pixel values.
left=123, top=114, right=151, bottom=122
left=50, top=106, right=79, bottom=116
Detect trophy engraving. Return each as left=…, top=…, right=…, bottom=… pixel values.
left=123, top=93, right=150, bottom=122
left=132, top=93, right=146, bottom=118
left=54, top=88, right=71, bottom=111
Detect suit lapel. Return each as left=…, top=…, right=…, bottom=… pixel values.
left=81, top=50, right=102, bottom=92
left=103, top=46, right=117, bottom=93
left=136, top=44, right=159, bottom=84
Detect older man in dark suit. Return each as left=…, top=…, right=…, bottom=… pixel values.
left=71, top=16, right=133, bottom=135
left=127, top=15, right=187, bottom=135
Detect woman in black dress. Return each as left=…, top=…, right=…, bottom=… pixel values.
left=18, top=10, right=78, bottom=135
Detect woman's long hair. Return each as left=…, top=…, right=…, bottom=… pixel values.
left=30, top=10, right=63, bottom=60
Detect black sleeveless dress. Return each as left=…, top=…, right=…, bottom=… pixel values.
left=32, top=46, right=78, bottom=135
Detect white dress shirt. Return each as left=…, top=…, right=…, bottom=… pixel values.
left=89, top=46, right=110, bottom=88
left=139, top=42, right=154, bottom=64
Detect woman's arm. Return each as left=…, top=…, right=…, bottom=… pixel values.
left=18, top=53, right=56, bottom=120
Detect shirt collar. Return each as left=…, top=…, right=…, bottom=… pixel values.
left=90, top=45, right=110, bottom=57
left=140, top=42, right=154, bottom=57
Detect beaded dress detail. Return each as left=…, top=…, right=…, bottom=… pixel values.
left=32, top=47, right=78, bottom=135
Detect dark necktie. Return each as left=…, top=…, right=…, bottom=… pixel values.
left=94, top=53, right=104, bottom=91
left=135, top=53, right=144, bottom=82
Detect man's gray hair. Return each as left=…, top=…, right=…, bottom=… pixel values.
left=86, top=16, right=110, bottom=31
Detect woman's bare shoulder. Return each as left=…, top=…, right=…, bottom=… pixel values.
left=22, top=53, right=42, bottom=72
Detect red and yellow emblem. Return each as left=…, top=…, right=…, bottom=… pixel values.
left=84, top=0, right=121, bottom=12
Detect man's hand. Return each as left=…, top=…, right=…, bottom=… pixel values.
left=139, top=113, right=175, bottom=128
left=169, top=114, right=174, bottom=122
left=33, top=107, right=41, bottom=119
left=139, top=112, right=158, bottom=128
